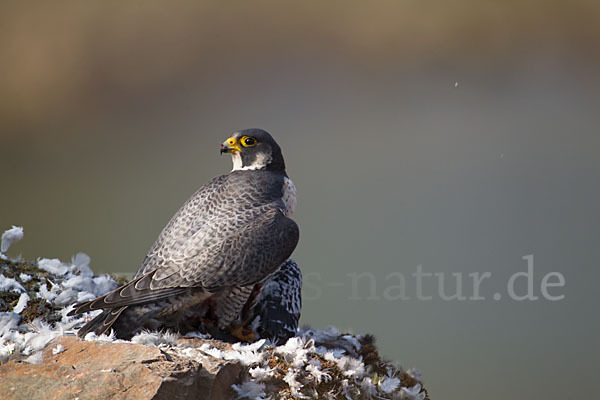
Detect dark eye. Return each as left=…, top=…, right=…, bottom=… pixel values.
left=241, top=136, right=257, bottom=147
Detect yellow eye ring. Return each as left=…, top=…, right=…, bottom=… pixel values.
left=241, top=136, right=257, bottom=147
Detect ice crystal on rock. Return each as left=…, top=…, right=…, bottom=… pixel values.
left=0, top=275, right=25, bottom=292
left=52, top=343, right=65, bottom=355
left=37, top=258, right=70, bottom=276
left=232, top=381, right=267, bottom=399
left=131, top=330, right=180, bottom=347
left=23, top=351, right=43, bottom=365
left=380, top=376, right=401, bottom=393
left=13, top=292, right=30, bottom=314
left=1, top=226, right=23, bottom=253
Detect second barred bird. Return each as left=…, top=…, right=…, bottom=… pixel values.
left=184, top=258, right=302, bottom=344
left=68, top=129, right=299, bottom=341
left=249, top=258, right=302, bottom=344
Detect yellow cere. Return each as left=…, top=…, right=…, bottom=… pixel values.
left=225, top=137, right=242, bottom=153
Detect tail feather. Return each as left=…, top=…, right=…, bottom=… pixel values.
left=68, top=276, right=191, bottom=316
left=76, top=306, right=127, bottom=338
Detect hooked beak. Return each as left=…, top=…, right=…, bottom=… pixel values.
left=220, top=136, right=242, bottom=155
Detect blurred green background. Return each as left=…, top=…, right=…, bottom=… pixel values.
left=1, top=1, right=599, bottom=398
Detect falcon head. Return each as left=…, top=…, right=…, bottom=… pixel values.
left=220, top=128, right=285, bottom=172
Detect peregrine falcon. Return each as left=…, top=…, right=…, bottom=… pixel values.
left=68, top=129, right=299, bottom=341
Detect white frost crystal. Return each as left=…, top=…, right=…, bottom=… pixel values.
left=131, top=330, right=180, bottom=347
left=232, top=381, right=267, bottom=399
left=0, top=275, right=26, bottom=292
left=37, top=258, right=70, bottom=276
left=380, top=376, right=401, bottom=393
left=1, top=226, right=24, bottom=253
left=52, top=343, right=65, bottom=355
left=13, top=292, right=30, bottom=314
left=71, top=252, right=93, bottom=276
left=402, top=383, right=426, bottom=400
left=23, top=351, right=43, bottom=364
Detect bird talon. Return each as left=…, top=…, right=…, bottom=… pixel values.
left=229, top=324, right=257, bottom=342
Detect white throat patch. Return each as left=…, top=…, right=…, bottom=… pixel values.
left=231, top=152, right=244, bottom=171
left=231, top=151, right=272, bottom=171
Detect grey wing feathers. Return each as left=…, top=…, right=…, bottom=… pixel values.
left=135, top=172, right=299, bottom=289
left=198, top=208, right=299, bottom=289
left=136, top=174, right=229, bottom=279
left=145, top=207, right=299, bottom=291
left=70, top=172, right=299, bottom=315
left=133, top=174, right=299, bottom=291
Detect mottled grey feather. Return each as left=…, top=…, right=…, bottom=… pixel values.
left=138, top=170, right=298, bottom=290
